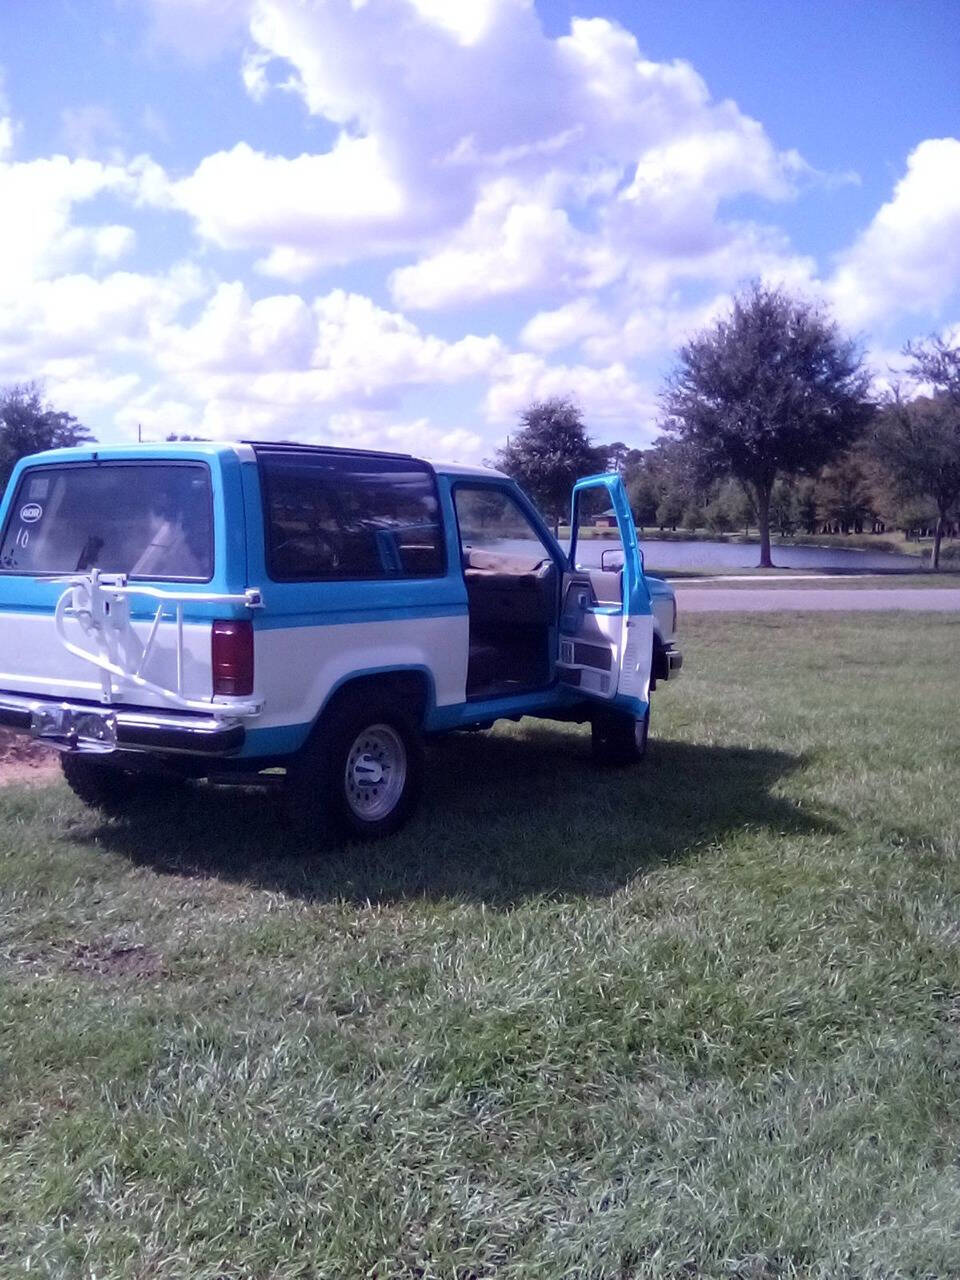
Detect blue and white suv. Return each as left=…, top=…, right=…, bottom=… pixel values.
left=0, top=441, right=681, bottom=838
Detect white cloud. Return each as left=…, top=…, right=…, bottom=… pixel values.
left=154, top=284, right=503, bottom=392
left=485, top=352, right=658, bottom=436
left=160, top=0, right=807, bottom=309
left=0, top=149, right=164, bottom=292
left=0, top=265, right=207, bottom=373
left=323, top=410, right=486, bottom=462
left=43, top=365, right=143, bottom=417
left=116, top=284, right=507, bottom=443
left=173, top=137, right=409, bottom=274
left=520, top=297, right=608, bottom=353
left=406, top=0, right=524, bottom=46
left=828, top=138, right=960, bottom=331
left=520, top=292, right=735, bottom=364
left=117, top=390, right=488, bottom=460
left=390, top=179, right=621, bottom=309
left=156, top=281, right=315, bottom=373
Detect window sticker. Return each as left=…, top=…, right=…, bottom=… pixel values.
left=27, top=476, right=50, bottom=499
left=19, top=503, right=43, bottom=523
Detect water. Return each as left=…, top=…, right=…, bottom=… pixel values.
left=474, top=536, right=919, bottom=572
left=632, top=539, right=919, bottom=572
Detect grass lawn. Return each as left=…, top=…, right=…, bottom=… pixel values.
left=2, top=613, right=960, bottom=1278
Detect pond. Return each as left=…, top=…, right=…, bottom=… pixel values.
left=467, top=533, right=920, bottom=572
left=632, top=538, right=919, bottom=572
left=558, top=537, right=919, bottom=572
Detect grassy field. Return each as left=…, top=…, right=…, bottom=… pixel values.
left=2, top=613, right=960, bottom=1278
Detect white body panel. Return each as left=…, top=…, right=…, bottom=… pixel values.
left=253, top=613, right=469, bottom=729
left=0, top=607, right=470, bottom=731
left=0, top=610, right=214, bottom=707
left=618, top=614, right=654, bottom=701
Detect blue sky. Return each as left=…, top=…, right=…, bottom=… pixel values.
left=0, top=0, right=957, bottom=460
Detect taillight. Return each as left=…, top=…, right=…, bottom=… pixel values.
left=211, top=620, right=254, bottom=696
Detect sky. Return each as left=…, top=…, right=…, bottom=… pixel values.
left=0, top=0, right=957, bottom=463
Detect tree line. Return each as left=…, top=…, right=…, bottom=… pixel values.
left=496, top=284, right=960, bottom=570
left=2, top=283, right=959, bottom=568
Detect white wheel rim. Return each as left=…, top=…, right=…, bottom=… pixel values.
left=344, top=723, right=407, bottom=822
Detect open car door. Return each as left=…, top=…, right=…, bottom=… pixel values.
left=557, top=473, right=654, bottom=713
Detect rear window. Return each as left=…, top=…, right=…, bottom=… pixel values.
left=259, top=451, right=445, bottom=581
left=0, top=463, right=213, bottom=581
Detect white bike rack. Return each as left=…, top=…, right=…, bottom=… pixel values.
left=51, top=570, right=264, bottom=716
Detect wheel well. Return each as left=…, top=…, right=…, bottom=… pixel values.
left=320, top=670, right=431, bottom=728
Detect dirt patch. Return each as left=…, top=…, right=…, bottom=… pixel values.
left=69, top=943, right=164, bottom=979
left=9, top=940, right=165, bottom=981
left=0, top=726, right=59, bottom=785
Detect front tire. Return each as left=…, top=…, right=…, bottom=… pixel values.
left=591, top=705, right=649, bottom=767
left=287, top=695, right=424, bottom=841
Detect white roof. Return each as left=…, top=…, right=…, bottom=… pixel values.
left=428, top=459, right=506, bottom=479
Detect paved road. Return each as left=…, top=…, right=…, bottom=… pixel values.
left=675, top=588, right=960, bottom=613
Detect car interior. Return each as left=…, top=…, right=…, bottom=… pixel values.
left=461, top=545, right=559, bottom=698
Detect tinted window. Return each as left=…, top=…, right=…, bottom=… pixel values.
left=260, top=452, right=444, bottom=581
left=0, top=463, right=213, bottom=580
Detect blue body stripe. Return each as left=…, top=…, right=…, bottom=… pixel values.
left=425, top=685, right=579, bottom=732
left=253, top=603, right=467, bottom=630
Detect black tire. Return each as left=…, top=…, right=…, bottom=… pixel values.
left=286, top=693, right=424, bottom=841
left=591, top=704, right=649, bottom=767
left=60, top=754, right=184, bottom=816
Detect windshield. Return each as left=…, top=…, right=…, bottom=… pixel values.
left=0, top=463, right=213, bottom=581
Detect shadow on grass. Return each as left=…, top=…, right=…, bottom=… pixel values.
left=74, top=724, right=831, bottom=906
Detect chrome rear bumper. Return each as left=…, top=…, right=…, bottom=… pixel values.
left=0, top=692, right=245, bottom=756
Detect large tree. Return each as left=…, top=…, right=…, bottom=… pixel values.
left=0, top=383, right=92, bottom=489
left=661, top=282, right=873, bottom=566
left=904, top=334, right=960, bottom=405
left=495, top=397, right=604, bottom=533
left=872, top=394, right=960, bottom=570
left=870, top=334, right=960, bottom=570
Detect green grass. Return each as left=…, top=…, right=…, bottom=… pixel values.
left=2, top=613, right=960, bottom=1278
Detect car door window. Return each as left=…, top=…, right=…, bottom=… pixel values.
left=454, top=487, right=554, bottom=570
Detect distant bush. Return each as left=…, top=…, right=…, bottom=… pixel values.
left=924, top=542, right=960, bottom=564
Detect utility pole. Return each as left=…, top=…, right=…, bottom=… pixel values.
left=137, top=422, right=142, bottom=443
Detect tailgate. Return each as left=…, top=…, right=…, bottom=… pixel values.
left=0, top=452, right=255, bottom=713
left=0, top=584, right=218, bottom=708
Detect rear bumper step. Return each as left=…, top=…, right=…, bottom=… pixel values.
left=0, top=693, right=245, bottom=756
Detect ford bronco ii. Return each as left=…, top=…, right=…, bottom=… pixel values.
left=0, top=442, right=681, bottom=838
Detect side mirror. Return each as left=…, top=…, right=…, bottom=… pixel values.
left=600, top=548, right=624, bottom=572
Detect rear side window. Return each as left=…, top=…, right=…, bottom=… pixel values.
left=0, top=463, right=213, bottom=581
left=259, top=451, right=445, bottom=582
